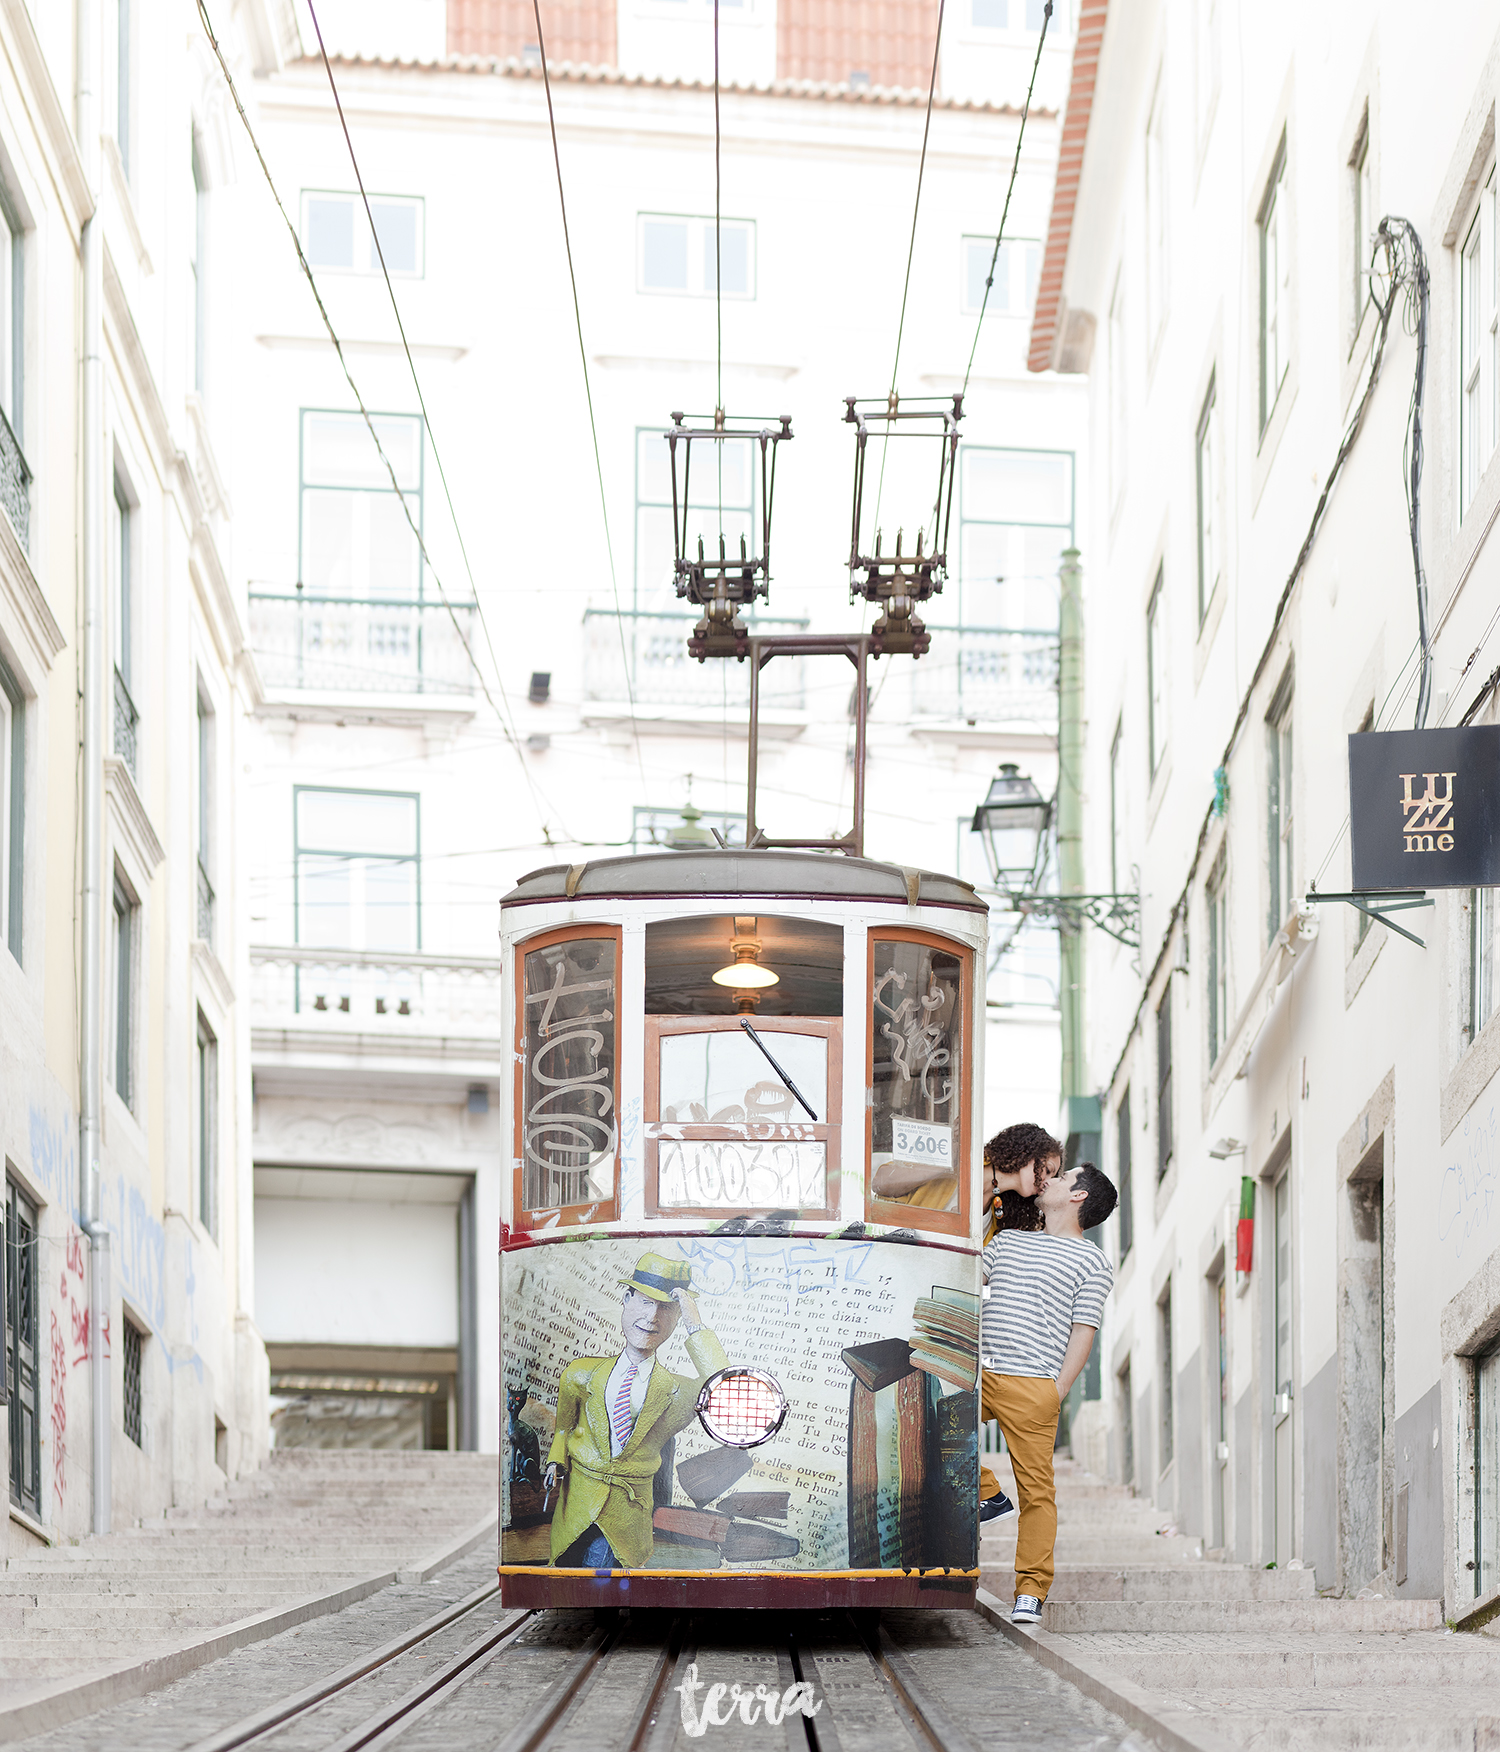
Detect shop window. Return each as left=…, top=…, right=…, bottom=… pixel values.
left=5, top=1177, right=39, bottom=1515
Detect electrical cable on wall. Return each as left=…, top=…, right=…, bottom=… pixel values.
left=1108, top=212, right=1430, bottom=1092
left=1374, top=217, right=1432, bottom=729
left=195, top=0, right=570, bottom=844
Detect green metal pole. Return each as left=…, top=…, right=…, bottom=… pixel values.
left=1058, top=547, right=1085, bottom=1103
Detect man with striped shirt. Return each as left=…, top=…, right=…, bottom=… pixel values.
left=980, top=1162, right=1117, bottom=1625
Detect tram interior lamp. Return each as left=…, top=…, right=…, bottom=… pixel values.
left=664, top=409, right=794, bottom=663
left=971, top=763, right=1050, bottom=890
left=712, top=916, right=780, bottom=1014
left=843, top=391, right=963, bottom=658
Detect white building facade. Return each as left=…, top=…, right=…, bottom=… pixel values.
left=2, top=0, right=265, bottom=1550
left=227, top=0, right=1087, bottom=1452
left=1039, top=0, right=1500, bottom=1610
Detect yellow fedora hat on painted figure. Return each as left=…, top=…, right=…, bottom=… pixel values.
left=618, top=1252, right=692, bottom=1303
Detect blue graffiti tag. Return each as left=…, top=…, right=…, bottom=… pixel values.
left=1438, top=1104, right=1500, bottom=1261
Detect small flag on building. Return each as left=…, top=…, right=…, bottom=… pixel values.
left=1236, top=1177, right=1255, bottom=1275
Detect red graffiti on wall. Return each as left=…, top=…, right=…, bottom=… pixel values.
left=49, top=1310, right=67, bottom=1503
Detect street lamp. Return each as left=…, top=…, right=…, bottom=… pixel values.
left=969, top=763, right=1141, bottom=950
left=971, top=763, right=1050, bottom=890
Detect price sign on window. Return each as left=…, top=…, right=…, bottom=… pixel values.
left=890, top=1118, right=952, bottom=1167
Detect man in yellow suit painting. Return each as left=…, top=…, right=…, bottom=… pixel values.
left=545, top=1252, right=727, bottom=1569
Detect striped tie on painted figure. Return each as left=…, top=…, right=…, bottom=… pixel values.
left=610, top=1358, right=640, bottom=1452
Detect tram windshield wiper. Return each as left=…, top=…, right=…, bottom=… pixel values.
left=738, top=1018, right=819, bottom=1122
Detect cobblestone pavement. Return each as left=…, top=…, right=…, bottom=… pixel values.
left=9, top=1561, right=1146, bottom=1751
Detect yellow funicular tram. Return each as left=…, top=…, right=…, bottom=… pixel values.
left=498, top=397, right=992, bottom=1610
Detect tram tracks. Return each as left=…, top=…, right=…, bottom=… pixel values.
left=185, top=1592, right=982, bottom=1752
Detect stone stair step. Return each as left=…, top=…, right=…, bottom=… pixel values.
left=1040, top=1598, right=1444, bottom=1633
left=0, top=1572, right=364, bottom=1594
left=1142, top=1689, right=1500, bottom=1751
left=13, top=1601, right=295, bottom=1633
left=1081, top=1632, right=1500, bottom=1688
left=979, top=1563, right=1318, bottom=1600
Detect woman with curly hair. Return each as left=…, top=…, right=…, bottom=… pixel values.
left=978, top=1122, right=1062, bottom=1518
left=984, top=1121, right=1064, bottom=1243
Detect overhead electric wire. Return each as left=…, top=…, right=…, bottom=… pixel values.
left=961, top=0, right=1053, bottom=398
left=194, top=0, right=570, bottom=842
left=532, top=0, right=650, bottom=800
left=303, top=0, right=559, bottom=823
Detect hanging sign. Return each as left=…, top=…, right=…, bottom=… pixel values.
left=1348, top=727, right=1500, bottom=891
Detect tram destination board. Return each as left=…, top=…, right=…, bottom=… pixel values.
left=1349, top=726, right=1500, bottom=891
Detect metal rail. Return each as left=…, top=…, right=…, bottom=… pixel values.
left=186, top=1589, right=984, bottom=1752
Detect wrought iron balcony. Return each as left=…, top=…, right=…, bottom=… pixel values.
left=249, top=945, right=503, bottom=1032
left=113, top=666, right=139, bottom=778
left=910, top=627, right=1059, bottom=725
left=196, top=859, right=215, bottom=945
left=0, top=403, right=30, bottom=552
left=247, top=591, right=480, bottom=696
left=582, top=609, right=809, bottom=709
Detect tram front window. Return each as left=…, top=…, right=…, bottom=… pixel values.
left=518, top=929, right=620, bottom=1219
left=869, top=932, right=968, bottom=1230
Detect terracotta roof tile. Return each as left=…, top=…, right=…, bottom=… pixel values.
left=1026, top=0, right=1107, bottom=373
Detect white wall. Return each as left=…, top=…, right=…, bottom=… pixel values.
left=255, top=1197, right=460, bottom=1348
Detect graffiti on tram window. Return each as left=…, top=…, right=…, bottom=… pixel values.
left=657, top=1139, right=826, bottom=1210
left=521, top=937, right=618, bottom=1211
left=501, top=1238, right=979, bottom=1574
left=869, top=939, right=965, bottom=1213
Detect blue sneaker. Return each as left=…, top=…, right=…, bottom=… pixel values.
left=1011, top=1594, right=1042, bottom=1624
left=979, top=1491, right=1018, bottom=1524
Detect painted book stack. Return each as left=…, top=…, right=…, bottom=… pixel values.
left=908, top=1290, right=980, bottom=1389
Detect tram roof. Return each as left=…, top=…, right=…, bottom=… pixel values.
left=502, top=849, right=987, bottom=913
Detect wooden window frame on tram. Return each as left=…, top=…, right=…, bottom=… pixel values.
left=864, top=926, right=972, bottom=1239
left=643, top=1015, right=842, bottom=1220
left=512, top=921, right=623, bottom=1231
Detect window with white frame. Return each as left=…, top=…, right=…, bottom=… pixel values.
left=955, top=447, right=1073, bottom=629
left=1464, top=886, right=1498, bottom=1050
left=1266, top=672, right=1294, bottom=940
left=0, top=650, right=21, bottom=962
left=1460, top=165, right=1497, bottom=515
left=1207, top=854, right=1229, bottom=1064
left=300, top=410, right=424, bottom=599
left=1258, top=137, right=1290, bottom=433
left=1109, top=717, right=1125, bottom=892
left=192, top=138, right=208, bottom=396
left=111, top=870, right=137, bottom=1110
left=1108, top=270, right=1127, bottom=502
left=1194, top=0, right=1219, bottom=144
left=1145, top=74, right=1167, bottom=341
left=971, top=0, right=1050, bottom=26
left=294, top=787, right=420, bottom=953
left=637, top=214, right=755, bottom=298
left=301, top=191, right=424, bottom=277
left=110, top=0, right=131, bottom=178
left=1146, top=568, right=1166, bottom=778
left=195, top=688, right=214, bottom=946
left=961, top=235, right=1041, bottom=316
left=634, top=425, right=755, bottom=608
left=1195, top=373, right=1220, bottom=623
left=1350, top=109, right=1371, bottom=344
left=0, top=183, right=25, bottom=457
left=195, top=1010, right=217, bottom=1238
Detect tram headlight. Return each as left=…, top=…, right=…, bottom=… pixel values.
left=695, top=1367, right=789, bottom=1448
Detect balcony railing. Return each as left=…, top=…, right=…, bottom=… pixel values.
left=582, top=609, right=809, bottom=709
left=197, top=859, right=215, bottom=945
left=0, top=403, right=30, bottom=552
left=248, top=592, right=479, bottom=696
left=911, top=628, right=1059, bottom=725
left=250, top=945, right=503, bottom=1032
left=113, top=666, right=139, bottom=778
